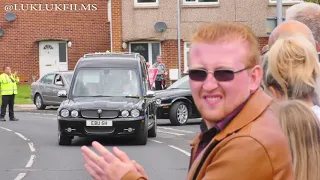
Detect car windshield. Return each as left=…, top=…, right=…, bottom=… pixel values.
left=72, top=68, right=141, bottom=97
left=65, top=74, right=73, bottom=84
left=167, top=75, right=190, bottom=89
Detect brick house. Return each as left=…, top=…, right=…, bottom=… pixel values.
left=0, top=1, right=120, bottom=83
left=121, top=0, right=302, bottom=84
left=0, top=0, right=301, bottom=84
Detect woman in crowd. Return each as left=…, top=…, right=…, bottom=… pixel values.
left=262, top=35, right=320, bottom=118
left=278, top=100, right=320, bottom=180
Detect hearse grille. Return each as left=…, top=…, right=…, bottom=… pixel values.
left=81, top=110, right=119, bottom=119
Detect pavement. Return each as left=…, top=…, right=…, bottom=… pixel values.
left=14, top=104, right=58, bottom=114
left=0, top=111, right=201, bottom=180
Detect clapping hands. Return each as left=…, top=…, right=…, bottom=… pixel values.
left=81, top=141, right=148, bottom=180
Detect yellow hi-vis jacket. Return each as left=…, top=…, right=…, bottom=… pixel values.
left=0, top=73, right=19, bottom=95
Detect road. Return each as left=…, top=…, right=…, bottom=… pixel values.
left=0, top=112, right=201, bottom=180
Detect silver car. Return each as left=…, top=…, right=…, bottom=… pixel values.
left=31, top=71, right=73, bottom=110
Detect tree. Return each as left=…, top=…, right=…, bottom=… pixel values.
left=304, top=0, right=320, bottom=4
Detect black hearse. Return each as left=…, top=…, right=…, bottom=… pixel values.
left=57, top=52, right=157, bottom=145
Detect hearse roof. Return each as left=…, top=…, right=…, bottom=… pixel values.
left=76, top=52, right=145, bottom=68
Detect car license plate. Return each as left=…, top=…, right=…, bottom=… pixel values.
left=86, top=120, right=113, bottom=127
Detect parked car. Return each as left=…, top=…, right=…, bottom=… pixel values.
left=57, top=52, right=157, bottom=146
left=154, top=75, right=201, bottom=126
left=31, top=71, right=73, bottom=110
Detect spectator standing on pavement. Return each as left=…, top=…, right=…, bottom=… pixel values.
left=263, top=35, right=320, bottom=119
left=152, top=56, right=167, bottom=90
left=80, top=22, right=294, bottom=180
left=0, top=66, right=19, bottom=121
left=278, top=99, right=320, bottom=180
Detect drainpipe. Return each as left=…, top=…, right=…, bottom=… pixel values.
left=177, top=0, right=181, bottom=79
left=109, top=0, right=113, bottom=52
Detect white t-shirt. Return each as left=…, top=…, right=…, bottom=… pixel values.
left=312, top=105, right=320, bottom=120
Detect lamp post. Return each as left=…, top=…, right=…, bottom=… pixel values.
left=276, top=0, right=283, bottom=25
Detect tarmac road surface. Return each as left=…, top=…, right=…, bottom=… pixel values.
left=0, top=112, right=201, bottom=180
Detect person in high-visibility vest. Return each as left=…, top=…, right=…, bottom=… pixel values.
left=0, top=66, right=19, bottom=121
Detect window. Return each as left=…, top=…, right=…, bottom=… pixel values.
left=134, top=0, right=159, bottom=7
left=167, top=76, right=190, bottom=89
left=59, top=43, right=66, bottom=63
left=129, top=42, right=161, bottom=66
left=183, top=0, right=219, bottom=5
left=72, top=68, right=141, bottom=97
left=269, top=0, right=302, bottom=4
left=184, top=42, right=191, bottom=73
left=54, top=74, right=64, bottom=86
left=41, top=74, right=54, bottom=84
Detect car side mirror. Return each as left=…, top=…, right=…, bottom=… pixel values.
left=145, top=90, right=155, bottom=98
left=57, top=90, right=67, bottom=97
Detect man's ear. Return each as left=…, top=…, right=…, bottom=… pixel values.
left=250, top=65, right=263, bottom=92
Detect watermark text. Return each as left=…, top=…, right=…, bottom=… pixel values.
left=4, top=4, right=98, bottom=12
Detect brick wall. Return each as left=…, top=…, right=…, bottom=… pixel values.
left=0, top=1, right=110, bottom=83
left=111, top=0, right=122, bottom=52
left=258, top=37, right=269, bottom=52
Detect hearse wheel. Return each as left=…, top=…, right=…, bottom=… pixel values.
left=148, top=117, right=157, bottom=138
left=58, top=132, right=72, bottom=146
left=136, top=121, right=148, bottom=145
left=169, top=101, right=189, bottom=126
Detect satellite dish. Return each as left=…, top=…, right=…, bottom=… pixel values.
left=0, top=29, right=4, bottom=37
left=5, top=12, right=17, bottom=22
left=154, top=22, right=167, bottom=32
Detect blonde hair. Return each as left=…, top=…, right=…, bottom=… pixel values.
left=265, top=35, right=320, bottom=100
left=191, top=22, right=260, bottom=68
left=278, top=100, right=320, bottom=180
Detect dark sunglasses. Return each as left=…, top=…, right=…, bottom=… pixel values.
left=188, top=68, right=249, bottom=82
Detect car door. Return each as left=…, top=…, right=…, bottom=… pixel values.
left=51, top=73, right=67, bottom=105
left=39, top=73, right=55, bottom=104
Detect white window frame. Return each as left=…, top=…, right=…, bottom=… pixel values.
left=268, top=0, right=302, bottom=5
left=134, top=0, right=159, bottom=7
left=183, top=0, right=219, bottom=6
left=184, top=42, right=191, bottom=73
left=128, top=41, right=161, bottom=66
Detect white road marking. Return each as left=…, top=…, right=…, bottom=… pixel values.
left=25, top=155, right=36, bottom=168
left=14, top=173, right=26, bottom=180
left=157, top=130, right=185, bottom=136
left=149, top=139, right=163, bottom=143
left=158, top=127, right=194, bottom=133
left=168, top=145, right=191, bottom=156
left=0, top=126, right=12, bottom=131
left=28, top=142, right=36, bottom=152
left=14, top=132, right=28, bottom=141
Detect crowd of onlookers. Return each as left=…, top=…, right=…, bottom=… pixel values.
left=79, top=2, right=320, bottom=180
left=260, top=2, right=320, bottom=179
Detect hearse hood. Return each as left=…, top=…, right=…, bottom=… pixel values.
left=62, top=97, right=143, bottom=110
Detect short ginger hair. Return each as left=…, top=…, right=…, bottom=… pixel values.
left=191, top=22, right=260, bottom=68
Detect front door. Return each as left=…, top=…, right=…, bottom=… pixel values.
left=129, top=42, right=161, bottom=66
left=39, top=41, right=68, bottom=78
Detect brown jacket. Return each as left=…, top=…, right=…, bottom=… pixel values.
left=121, top=89, right=294, bottom=180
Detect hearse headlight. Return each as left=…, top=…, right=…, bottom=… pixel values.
left=156, top=99, right=161, bottom=105
left=71, top=110, right=79, bottom=117
left=60, top=109, right=69, bottom=117
left=131, top=109, right=140, bottom=117
left=121, top=110, right=129, bottom=117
